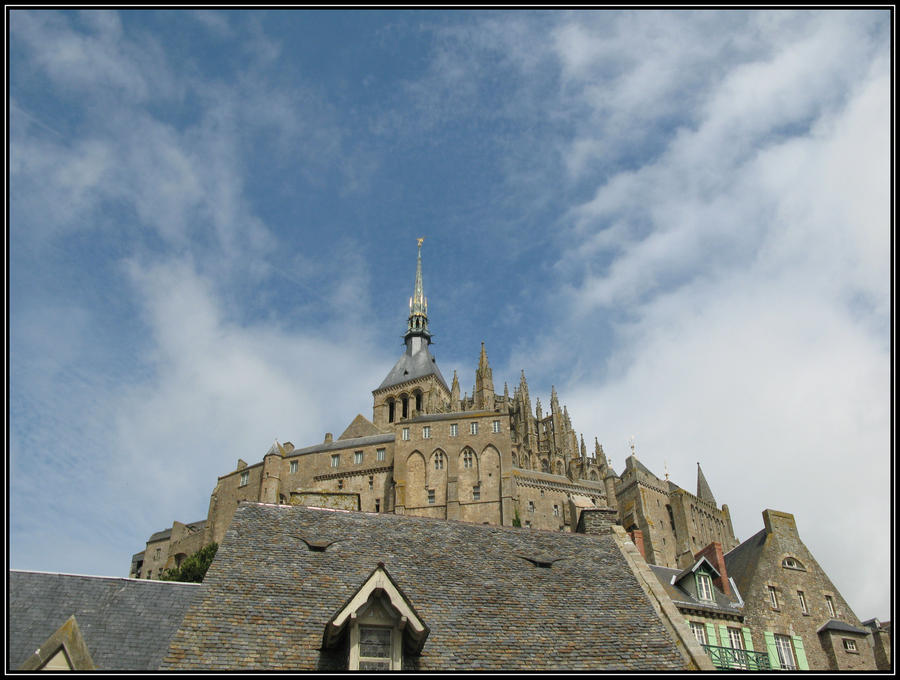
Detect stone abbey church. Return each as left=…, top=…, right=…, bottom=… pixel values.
left=131, top=241, right=737, bottom=581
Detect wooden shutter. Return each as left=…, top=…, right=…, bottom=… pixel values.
left=791, top=635, right=809, bottom=671
left=705, top=622, right=718, bottom=646
left=764, top=631, right=780, bottom=670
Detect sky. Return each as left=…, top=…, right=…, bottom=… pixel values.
left=8, top=10, right=892, bottom=622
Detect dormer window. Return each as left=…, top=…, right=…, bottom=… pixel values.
left=696, top=573, right=714, bottom=601
left=322, top=564, right=429, bottom=671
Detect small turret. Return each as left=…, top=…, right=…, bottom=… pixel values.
left=450, top=370, right=460, bottom=409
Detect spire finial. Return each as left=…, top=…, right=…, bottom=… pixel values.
left=629, top=435, right=636, bottom=457
left=406, top=238, right=430, bottom=342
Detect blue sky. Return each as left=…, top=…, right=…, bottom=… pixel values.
left=9, top=10, right=891, bottom=621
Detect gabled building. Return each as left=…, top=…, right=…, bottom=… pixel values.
left=649, top=541, right=771, bottom=671
left=8, top=571, right=201, bottom=671
left=724, top=509, right=879, bottom=671
left=162, top=503, right=711, bottom=671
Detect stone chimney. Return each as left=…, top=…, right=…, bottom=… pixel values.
left=575, top=507, right=619, bottom=535
left=324, top=433, right=333, bottom=443
left=694, top=541, right=730, bottom=596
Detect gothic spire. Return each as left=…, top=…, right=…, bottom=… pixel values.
left=406, top=237, right=430, bottom=343
left=697, top=462, right=717, bottom=505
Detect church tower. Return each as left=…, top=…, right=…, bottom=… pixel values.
left=371, top=239, right=451, bottom=428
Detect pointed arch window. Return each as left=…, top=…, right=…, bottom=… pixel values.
left=433, top=451, right=444, bottom=470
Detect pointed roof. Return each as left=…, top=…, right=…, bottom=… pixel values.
left=338, top=414, right=382, bottom=440
left=696, top=463, right=717, bottom=505
left=376, top=240, right=448, bottom=393
left=406, top=237, right=430, bottom=341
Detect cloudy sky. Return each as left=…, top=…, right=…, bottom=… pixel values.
left=9, top=10, right=891, bottom=621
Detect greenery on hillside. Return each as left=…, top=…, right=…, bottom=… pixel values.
left=160, top=543, right=218, bottom=583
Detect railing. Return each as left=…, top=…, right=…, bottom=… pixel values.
left=701, top=644, right=771, bottom=671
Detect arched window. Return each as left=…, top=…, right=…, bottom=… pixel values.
left=401, top=394, right=409, bottom=419
left=541, top=459, right=549, bottom=473
left=463, top=450, right=474, bottom=469
left=415, top=390, right=423, bottom=413
left=387, top=399, right=395, bottom=423
left=434, top=451, right=444, bottom=470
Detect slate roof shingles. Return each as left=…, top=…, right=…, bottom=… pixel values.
left=163, top=503, right=688, bottom=671
left=8, top=571, right=201, bottom=671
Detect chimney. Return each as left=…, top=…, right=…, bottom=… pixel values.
left=628, top=529, right=646, bottom=560
left=694, top=541, right=730, bottom=595
left=324, top=433, right=333, bottom=443
left=575, top=507, right=619, bottom=535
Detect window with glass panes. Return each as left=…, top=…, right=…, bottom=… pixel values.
left=358, top=626, right=392, bottom=670
left=696, top=573, right=714, bottom=601
left=774, top=635, right=796, bottom=670
left=690, top=622, right=707, bottom=645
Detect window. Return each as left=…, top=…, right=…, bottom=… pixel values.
left=375, top=499, right=380, bottom=513
left=540, top=489, right=544, bottom=497
left=463, top=450, right=474, bottom=468
left=553, top=505, right=559, bottom=517
left=472, top=485, right=480, bottom=501
left=826, top=595, right=836, bottom=618
left=768, top=586, right=779, bottom=609
left=376, top=448, right=385, bottom=461
left=690, top=622, right=707, bottom=646
left=492, top=420, right=500, bottom=433
left=423, top=426, right=431, bottom=439
left=358, top=626, right=393, bottom=670
left=774, top=635, right=797, bottom=670
left=450, top=423, right=458, bottom=437
left=696, top=573, right=714, bottom=601
left=434, top=452, right=444, bottom=470
left=470, top=422, right=479, bottom=435
left=290, top=460, right=298, bottom=474
left=728, top=627, right=744, bottom=650
left=842, top=638, right=857, bottom=652
left=798, top=591, right=808, bottom=614
left=354, top=451, right=364, bottom=464
left=240, top=471, right=249, bottom=486
left=782, top=557, right=803, bottom=569
left=402, top=428, right=410, bottom=441
left=331, top=454, right=340, bottom=468
left=528, top=501, right=535, bottom=513
left=338, top=480, right=344, bottom=490
left=155, top=547, right=161, bottom=560
left=427, top=489, right=435, bottom=505
left=369, top=475, right=374, bottom=489
left=525, top=520, right=531, bottom=528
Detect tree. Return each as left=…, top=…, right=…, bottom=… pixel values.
left=160, top=543, right=218, bottom=583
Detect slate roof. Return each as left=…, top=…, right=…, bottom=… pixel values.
left=376, top=343, right=449, bottom=392
left=8, top=571, right=201, bottom=671
left=648, top=564, right=743, bottom=618
left=817, top=619, right=871, bottom=635
left=291, top=432, right=394, bottom=456
left=723, top=528, right=767, bottom=596
left=163, top=503, right=689, bottom=671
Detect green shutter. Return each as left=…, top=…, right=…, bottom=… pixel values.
left=764, top=631, right=780, bottom=670
left=742, top=626, right=754, bottom=651
left=705, top=622, right=718, bottom=646
left=791, top=635, right=809, bottom=671
left=719, top=624, right=730, bottom=645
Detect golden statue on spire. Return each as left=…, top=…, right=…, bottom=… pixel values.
left=417, top=237, right=424, bottom=247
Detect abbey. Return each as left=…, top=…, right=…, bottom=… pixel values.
left=131, top=241, right=737, bottom=582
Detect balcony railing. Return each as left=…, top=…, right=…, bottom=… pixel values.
left=701, top=644, right=771, bottom=671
